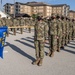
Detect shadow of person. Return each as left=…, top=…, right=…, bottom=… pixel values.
left=6, top=42, right=35, bottom=61
left=21, top=38, right=34, bottom=43
left=67, top=45, right=75, bottom=49
left=26, top=37, right=34, bottom=40
left=69, top=42, right=75, bottom=46
left=61, top=49, right=75, bottom=54
left=21, top=38, right=49, bottom=48
left=15, top=40, right=35, bottom=49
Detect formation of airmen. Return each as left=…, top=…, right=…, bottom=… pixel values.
left=0, top=15, right=34, bottom=36
left=32, top=14, right=75, bottom=66
left=0, top=14, right=75, bottom=66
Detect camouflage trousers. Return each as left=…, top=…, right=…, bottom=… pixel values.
left=49, top=35, right=57, bottom=52
left=12, top=28, right=16, bottom=35
left=20, top=28, right=23, bottom=34
left=28, top=27, right=31, bottom=33
left=57, top=36, right=62, bottom=50
left=72, top=30, right=75, bottom=40
left=65, top=33, right=69, bottom=44
left=68, top=32, right=72, bottom=42
left=61, top=35, right=65, bottom=47
left=34, top=40, right=45, bottom=59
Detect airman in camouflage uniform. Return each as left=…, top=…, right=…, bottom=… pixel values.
left=1, top=18, right=6, bottom=26
left=28, top=18, right=32, bottom=33
left=56, top=15, right=62, bottom=52
left=20, top=17, right=25, bottom=34
left=13, top=18, right=19, bottom=35
left=68, top=18, right=72, bottom=43
left=4, top=17, right=11, bottom=36
left=32, top=16, right=47, bottom=66
left=47, top=14, right=57, bottom=57
left=61, top=16, right=66, bottom=49
left=73, top=19, right=75, bottom=39
left=25, top=18, right=29, bottom=30
left=43, top=17, right=49, bottom=40
left=64, top=17, right=69, bottom=45
left=71, top=19, right=75, bottom=40
left=0, top=15, right=3, bottom=27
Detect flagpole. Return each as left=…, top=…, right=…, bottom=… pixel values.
left=0, top=0, right=2, bottom=11
left=14, top=0, right=15, bottom=18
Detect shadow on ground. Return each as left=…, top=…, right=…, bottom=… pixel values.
left=21, top=38, right=49, bottom=48
left=15, top=40, right=35, bottom=49
left=6, top=42, right=35, bottom=61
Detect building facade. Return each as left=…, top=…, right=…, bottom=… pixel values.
left=4, top=3, right=14, bottom=14
left=69, top=10, right=75, bottom=19
left=52, top=4, right=70, bottom=16
left=4, top=2, right=70, bottom=17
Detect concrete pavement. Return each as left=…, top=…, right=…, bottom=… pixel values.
left=0, top=30, right=75, bottom=75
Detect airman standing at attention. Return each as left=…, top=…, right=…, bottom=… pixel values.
left=47, top=14, right=57, bottom=57
left=20, top=17, right=25, bottom=34
left=71, top=19, right=75, bottom=40
left=0, top=15, right=3, bottom=27
left=61, top=16, right=66, bottom=49
left=64, top=17, right=69, bottom=45
left=73, top=19, right=75, bottom=39
left=28, top=18, right=32, bottom=33
left=32, top=16, right=47, bottom=66
left=68, top=18, right=72, bottom=42
left=13, top=18, right=18, bottom=35
left=56, top=15, right=62, bottom=52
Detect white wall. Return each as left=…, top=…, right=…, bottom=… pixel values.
left=0, top=11, right=7, bottom=18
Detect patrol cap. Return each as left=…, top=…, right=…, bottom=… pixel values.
left=51, top=13, right=56, bottom=17
left=72, top=19, right=74, bottom=21
left=51, top=13, right=56, bottom=19
left=37, top=16, right=43, bottom=21
left=56, top=14, right=61, bottom=19
left=61, top=15, right=64, bottom=20
left=37, top=13, right=43, bottom=17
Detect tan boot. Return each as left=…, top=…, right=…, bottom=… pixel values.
left=32, top=58, right=40, bottom=65
left=38, top=59, right=43, bottom=66
left=61, top=46, right=64, bottom=49
left=50, top=52, right=54, bottom=57
left=57, top=48, right=60, bottom=52
left=47, top=52, right=51, bottom=56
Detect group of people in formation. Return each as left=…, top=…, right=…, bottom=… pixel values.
left=0, top=14, right=75, bottom=66
left=0, top=15, right=34, bottom=34
left=32, top=14, right=75, bottom=66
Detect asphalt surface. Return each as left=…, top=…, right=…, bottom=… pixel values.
left=0, top=30, right=75, bottom=75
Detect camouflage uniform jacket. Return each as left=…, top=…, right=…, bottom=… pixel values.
left=0, top=19, right=3, bottom=26
left=34, top=20, right=47, bottom=41
left=48, top=19, right=57, bottom=36
left=13, top=19, right=19, bottom=26
left=20, top=18, right=25, bottom=26
left=69, top=20, right=73, bottom=33
left=57, top=19, right=62, bottom=37
left=61, top=20, right=66, bottom=35
left=6, top=19, right=13, bottom=26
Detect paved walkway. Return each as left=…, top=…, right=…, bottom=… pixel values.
left=0, top=30, right=75, bottom=75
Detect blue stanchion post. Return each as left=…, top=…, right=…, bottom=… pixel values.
left=0, top=26, right=8, bottom=58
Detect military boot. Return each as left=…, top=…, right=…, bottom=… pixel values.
left=61, top=46, right=64, bottom=49
left=47, top=51, right=51, bottom=56
left=32, top=58, right=40, bottom=65
left=50, top=51, right=54, bottom=57
left=57, top=48, right=60, bottom=52
left=65, top=43, right=67, bottom=46
left=72, top=38, right=74, bottom=40
left=68, top=41, right=70, bottom=43
left=38, top=59, right=43, bottom=66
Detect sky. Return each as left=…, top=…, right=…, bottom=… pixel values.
left=1, top=0, right=75, bottom=10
